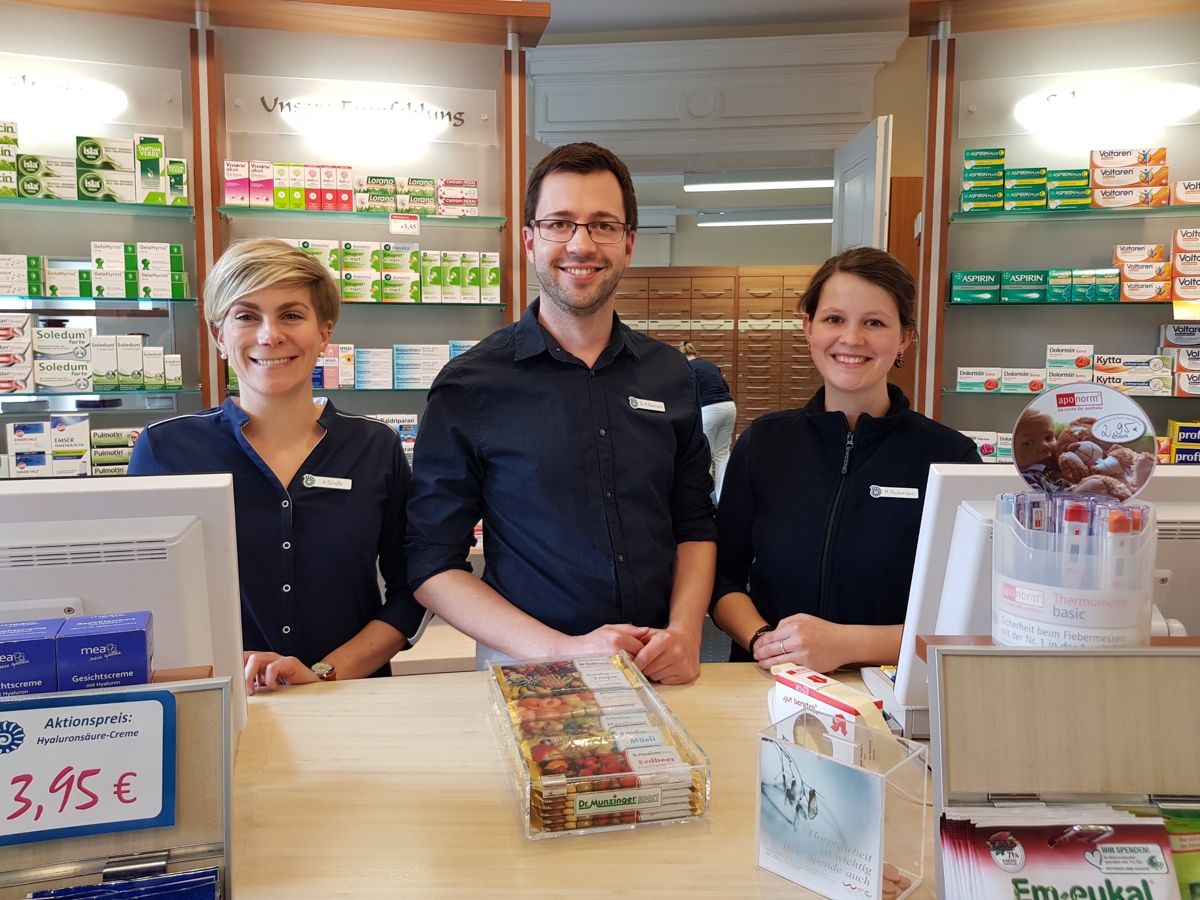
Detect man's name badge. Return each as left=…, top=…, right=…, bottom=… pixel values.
left=869, top=485, right=919, bottom=499
left=302, top=474, right=352, bottom=490
left=629, top=397, right=666, bottom=412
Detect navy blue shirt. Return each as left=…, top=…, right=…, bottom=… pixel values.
left=714, top=385, right=981, bottom=662
left=689, top=357, right=733, bottom=407
left=405, top=298, right=718, bottom=635
left=129, top=397, right=425, bottom=671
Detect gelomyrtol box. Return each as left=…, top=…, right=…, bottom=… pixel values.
left=964, top=148, right=1005, bottom=168
left=76, top=136, right=133, bottom=172
left=1001, top=270, right=1047, bottom=302
left=1114, top=244, right=1164, bottom=265
left=45, top=267, right=84, bottom=298
left=950, top=270, right=998, bottom=304
left=1048, top=187, right=1092, bottom=210
left=335, top=166, right=354, bottom=211
left=1001, top=368, right=1046, bottom=393
left=1122, top=261, right=1171, bottom=282
left=1176, top=253, right=1200, bottom=277
left=92, top=270, right=137, bottom=299
left=1003, top=188, right=1047, bottom=211
left=133, top=134, right=166, bottom=204
left=1091, top=166, right=1170, bottom=188
left=960, top=431, right=998, bottom=462
left=1096, top=370, right=1173, bottom=396
left=91, top=334, right=118, bottom=391
left=381, top=242, right=419, bottom=273
left=1094, top=354, right=1172, bottom=375
left=298, top=240, right=340, bottom=273
left=16, top=154, right=75, bottom=178
left=1172, top=181, right=1200, bottom=206
left=50, top=413, right=89, bottom=455
left=77, top=169, right=135, bottom=203
left=1176, top=229, right=1200, bottom=255
left=481, top=252, right=501, bottom=303
left=17, top=174, right=77, bottom=200
left=224, top=160, right=249, bottom=206
left=249, top=160, right=274, bottom=209
left=341, top=241, right=381, bottom=272
left=341, top=271, right=379, bottom=302
left=956, top=367, right=1001, bottom=392
left=141, top=346, right=165, bottom=389
left=136, top=243, right=184, bottom=273
left=1162, top=324, right=1200, bottom=347
left=420, top=250, right=442, bottom=302
left=0, top=340, right=30, bottom=367
left=116, top=334, right=144, bottom=389
left=319, top=166, right=337, bottom=211
left=56, top=611, right=154, bottom=689
left=166, top=158, right=189, bottom=205
left=1047, top=344, right=1093, bottom=374
left=1047, top=169, right=1090, bottom=189
left=33, top=327, right=91, bottom=360
left=304, top=165, right=322, bottom=210
left=273, top=162, right=290, bottom=208
left=34, top=359, right=92, bottom=393
left=0, top=619, right=62, bottom=696
left=381, top=272, right=420, bottom=302
left=6, top=421, right=49, bottom=453
left=1093, top=187, right=1170, bottom=209
left=959, top=189, right=1003, bottom=213
left=91, top=241, right=136, bottom=272
left=164, top=353, right=182, bottom=389
left=1176, top=276, right=1200, bottom=303
left=1091, top=148, right=1167, bottom=168
left=1004, top=168, right=1048, bottom=188
left=440, top=251, right=462, bottom=302
left=1120, top=279, right=1172, bottom=302
left=1048, top=269, right=1073, bottom=303
left=460, top=251, right=481, bottom=302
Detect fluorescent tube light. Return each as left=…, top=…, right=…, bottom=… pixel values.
left=696, top=218, right=833, bottom=228
left=684, top=179, right=834, bottom=193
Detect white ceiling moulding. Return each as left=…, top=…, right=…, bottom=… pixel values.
left=527, top=32, right=906, bottom=165
left=694, top=205, right=834, bottom=227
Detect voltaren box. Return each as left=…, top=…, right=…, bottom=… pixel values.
left=1176, top=253, right=1200, bottom=277
left=1091, top=166, right=1169, bottom=188
left=1092, top=187, right=1169, bottom=209
left=1176, top=229, right=1200, bottom=255
left=0, top=619, right=62, bottom=696
left=1122, top=261, right=1171, bottom=282
left=1172, top=180, right=1200, bottom=206
left=1173, top=348, right=1200, bottom=373
left=1114, top=244, right=1164, bottom=265
left=1090, top=148, right=1167, bottom=168
left=481, top=252, right=501, bottom=304
left=1176, top=276, right=1200, bottom=304
left=56, top=611, right=154, bottom=689
left=1162, top=324, right=1200, bottom=347
left=1120, top=280, right=1172, bottom=303
left=1177, top=372, right=1200, bottom=397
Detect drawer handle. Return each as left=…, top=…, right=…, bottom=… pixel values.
left=615, top=292, right=642, bottom=298
left=654, top=312, right=682, bottom=318
left=654, top=291, right=683, bottom=298
left=791, top=289, right=806, bottom=296
left=698, top=291, right=727, bottom=298
left=747, top=312, right=773, bottom=319
left=745, top=289, right=778, bottom=298
left=699, top=312, right=725, bottom=319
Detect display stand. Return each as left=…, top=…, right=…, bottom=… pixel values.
left=0, top=677, right=232, bottom=900
left=926, top=644, right=1200, bottom=898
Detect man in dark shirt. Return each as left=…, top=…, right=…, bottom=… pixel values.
left=405, top=142, right=717, bottom=684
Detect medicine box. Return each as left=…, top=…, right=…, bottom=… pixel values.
left=1170, top=446, right=1200, bottom=463
left=959, top=189, right=1003, bottom=213
left=117, top=334, right=144, bottom=389
left=34, top=359, right=92, bottom=393
left=298, top=240, right=340, bottom=273
left=0, top=619, right=63, bottom=696
left=56, top=611, right=154, bottom=690
left=341, top=241, right=381, bottom=273
left=0, top=340, right=31, bottom=367
left=304, top=165, right=321, bottom=210
left=1000, top=369, right=1046, bottom=393
left=90, top=445, right=133, bottom=465
left=1095, top=354, right=1172, bottom=375
left=336, top=344, right=355, bottom=388
left=138, top=270, right=188, bottom=299
left=90, top=464, right=128, bottom=476
left=273, top=162, right=290, bottom=208
left=16, top=154, right=75, bottom=179
left=0, top=169, right=15, bottom=197
left=1168, top=420, right=1200, bottom=445
left=1176, top=276, right=1200, bottom=303
left=460, top=252, right=481, bottom=302
left=52, top=454, right=89, bottom=477
left=950, top=271, right=1000, bottom=304
left=996, top=433, right=1013, bottom=464
left=50, top=413, right=89, bottom=455
left=356, top=175, right=398, bottom=194
left=91, top=241, right=136, bottom=272
left=1046, top=169, right=1089, bottom=189
left=166, top=158, right=189, bottom=205
left=91, top=427, right=141, bottom=448
left=1092, top=187, right=1170, bottom=209
left=1091, top=166, right=1169, bottom=188
left=1047, top=187, right=1092, bottom=210
left=33, top=327, right=91, bottom=361
left=164, top=353, right=182, bottom=389
left=223, top=159, right=249, bottom=207
left=45, top=267, right=86, bottom=298
left=133, top=134, right=166, bottom=204
left=1177, top=372, right=1200, bottom=397
left=249, top=160, right=273, bottom=208
left=449, top=340, right=478, bottom=358
left=6, top=421, right=50, bottom=453
left=1095, top=268, right=1119, bottom=303
left=1090, top=148, right=1167, bottom=168
left=1174, top=348, right=1200, bottom=373
left=1162, top=324, right=1200, bottom=347
left=1000, top=270, right=1047, bottom=303
left=76, top=136, right=133, bottom=171
left=964, top=148, right=1004, bottom=168
left=955, top=367, right=1001, bottom=392
left=1114, top=244, right=1164, bottom=265
left=17, top=174, right=76, bottom=201
left=437, top=207, right=481, bottom=218
left=1176, top=253, right=1200, bottom=276
left=440, top=251, right=462, bottom=303
left=1095, top=371, right=1173, bottom=396
left=90, top=334, right=118, bottom=391
left=0, top=367, right=32, bottom=394
left=1003, top=168, right=1047, bottom=188
left=287, top=163, right=303, bottom=210
left=319, top=166, right=337, bottom=211
left=420, top=251, right=442, bottom=302
left=1047, top=269, right=1072, bottom=303
left=341, top=270, right=380, bottom=302
left=1172, top=181, right=1200, bottom=206
left=481, top=252, right=501, bottom=303
left=77, top=169, right=136, bottom=203
left=355, top=193, right=395, bottom=213
left=381, top=272, right=420, bottom=302
left=10, top=451, right=47, bottom=476
left=1003, top=188, right=1046, bottom=211
left=136, top=242, right=184, bottom=273
left=961, top=170, right=1002, bottom=191
left=381, top=242, right=419, bottom=274
left=1120, top=279, right=1172, bottom=302
left=960, top=431, right=998, bottom=462
left=1046, top=344, right=1093, bottom=374
left=1177, top=229, right=1200, bottom=255
left=1122, top=261, right=1171, bottom=282
left=142, top=346, right=165, bottom=389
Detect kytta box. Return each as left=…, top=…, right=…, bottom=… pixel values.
left=55, top=611, right=154, bottom=690
left=0, top=618, right=63, bottom=696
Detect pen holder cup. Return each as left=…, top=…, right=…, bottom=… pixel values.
left=991, top=495, right=1156, bottom=649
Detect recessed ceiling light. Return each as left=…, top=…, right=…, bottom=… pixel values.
left=684, top=180, right=835, bottom=193
left=696, top=218, right=833, bottom=227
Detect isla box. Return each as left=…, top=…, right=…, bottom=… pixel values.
left=55, top=611, right=154, bottom=690
left=0, top=618, right=63, bottom=696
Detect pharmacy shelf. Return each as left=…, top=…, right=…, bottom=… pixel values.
left=942, top=390, right=1194, bottom=398
left=217, top=207, right=506, bottom=230
left=0, top=391, right=201, bottom=415
left=340, top=302, right=507, bottom=309
left=950, top=206, right=1200, bottom=224
left=0, top=197, right=194, bottom=219
left=227, top=388, right=429, bottom=395
left=946, top=300, right=1171, bottom=308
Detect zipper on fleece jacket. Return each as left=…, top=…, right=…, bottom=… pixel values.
left=817, top=429, right=854, bottom=618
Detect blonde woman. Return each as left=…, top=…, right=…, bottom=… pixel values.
left=680, top=341, right=736, bottom=501
left=129, top=238, right=424, bottom=692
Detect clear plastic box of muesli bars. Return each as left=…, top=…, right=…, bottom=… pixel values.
left=487, top=651, right=711, bottom=839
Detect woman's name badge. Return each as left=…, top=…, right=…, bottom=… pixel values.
left=302, top=474, right=352, bottom=490
left=869, top=485, right=919, bottom=499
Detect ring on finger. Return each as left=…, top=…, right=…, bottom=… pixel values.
left=779, top=638, right=786, bottom=655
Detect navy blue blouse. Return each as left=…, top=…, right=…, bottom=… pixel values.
left=129, top=397, right=425, bottom=671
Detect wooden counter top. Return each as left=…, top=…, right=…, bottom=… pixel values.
left=231, top=663, right=935, bottom=898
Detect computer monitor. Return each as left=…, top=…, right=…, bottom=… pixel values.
left=869, top=465, right=1200, bottom=738
left=0, top=474, right=247, bottom=733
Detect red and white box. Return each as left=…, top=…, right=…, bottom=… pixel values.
left=223, top=159, right=248, bottom=207
left=319, top=166, right=337, bottom=211
left=304, top=165, right=322, bottom=211
left=336, top=166, right=354, bottom=212
left=1172, top=181, right=1200, bottom=206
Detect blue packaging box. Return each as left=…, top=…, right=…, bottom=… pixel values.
left=55, top=611, right=154, bottom=690
left=0, top=618, right=63, bottom=696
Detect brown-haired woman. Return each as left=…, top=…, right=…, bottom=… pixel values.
left=710, top=247, right=980, bottom=672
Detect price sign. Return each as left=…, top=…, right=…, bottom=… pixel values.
left=389, top=213, right=421, bottom=235
left=0, top=691, right=176, bottom=846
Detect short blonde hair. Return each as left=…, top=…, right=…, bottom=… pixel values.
left=680, top=341, right=698, bottom=357
left=204, top=238, right=341, bottom=328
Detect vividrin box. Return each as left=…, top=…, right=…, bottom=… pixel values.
left=488, top=652, right=709, bottom=840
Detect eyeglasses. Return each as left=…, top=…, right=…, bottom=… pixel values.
left=531, top=219, right=630, bottom=244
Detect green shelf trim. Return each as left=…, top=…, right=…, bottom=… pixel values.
left=0, top=197, right=194, bottom=218
left=217, top=206, right=506, bottom=229
left=951, top=205, right=1200, bottom=224
left=1, top=296, right=199, bottom=303
left=946, top=301, right=1171, bottom=307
